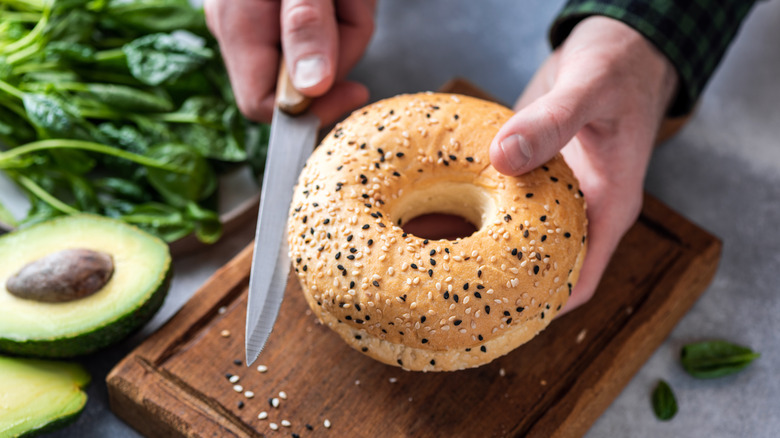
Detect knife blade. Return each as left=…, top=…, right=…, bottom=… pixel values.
left=245, top=62, right=319, bottom=366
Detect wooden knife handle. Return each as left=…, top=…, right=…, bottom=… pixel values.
left=276, top=57, right=313, bottom=115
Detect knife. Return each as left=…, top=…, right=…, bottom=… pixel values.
left=245, top=60, right=319, bottom=366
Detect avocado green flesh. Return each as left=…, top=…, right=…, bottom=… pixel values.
left=0, top=215, right=171, bottom=357
left=0, top=356, right=90, bottom=437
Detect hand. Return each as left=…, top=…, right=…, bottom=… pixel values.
left=204, top=0, right=376, bottom=124
left=489, top=16, right=679, bottom=315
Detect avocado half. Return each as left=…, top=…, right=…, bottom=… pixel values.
left=0, top=355, right=90, bottom=437
left=0, top=214, right=171, bottom=357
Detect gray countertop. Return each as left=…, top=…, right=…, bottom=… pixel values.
left=20, top=0, right=780, bottom=436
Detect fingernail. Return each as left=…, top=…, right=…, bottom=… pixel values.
left=293, top=55, right=327, bottom=89
left=499, top=134, right=532, bottom=173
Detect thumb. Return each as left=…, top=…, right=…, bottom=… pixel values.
left=489, top=87, right=594, bottom=176
left=281, top=0, right=338, bottom=96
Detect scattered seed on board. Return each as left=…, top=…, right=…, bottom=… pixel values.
left=499, top=368, right=506, bottom=377
left=257, top=364, right=268, bottom=373
left=244, top=391, right=255, bottom=399
left=281, top=420, right=291, bottom=427
left=258, top=411, right=268, bottom=420
left=324, top=419, right=332, bottom=428
left=270, top=422, right=279, bottom=431
left=229, top=375, right=239, bottom=383
left=278, top=391, right=288, bottom=400
left=389, top=377, right=398, bottom=383
left=233, top=385, right=243, bottom=393
left=220, top=330, right=230, bottom=338
left=271, top=397, right=280, bottom=408
left=218, top=306, right=227, bottom=314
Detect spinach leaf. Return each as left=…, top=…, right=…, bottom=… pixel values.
left=103, top=0, right=207, bottom=34
left=83, top=83, right=173, bottom=112
left=186, top=201, right=221, bottom=244
left=44, top=41, right=96, bottom=63
left=22, top=93, right=91, bottom=139
left=651, top=380, right=677, bottom=421
left=681, top=340, right=760, bottom=379
left=119, top=202, right=193, bottom=242
left=145, top=143, right=216, bottom=207
left=123, top=32, right=213, bottom=86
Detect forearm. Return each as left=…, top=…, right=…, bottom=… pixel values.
left=549, top=0, right=757, bottom=116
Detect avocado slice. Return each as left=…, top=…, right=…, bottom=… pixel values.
left=0, top=214, right=171, bottom=357
left=0, top=355, right=90, bottom=437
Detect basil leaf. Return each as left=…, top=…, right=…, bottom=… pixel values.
left=123, top=33, right=213, bottom=86
left=681, top=340, right=760, bottom=379
left=652, top=380, right=677, bottom=421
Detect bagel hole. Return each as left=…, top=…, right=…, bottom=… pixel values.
left=401, top=213, right=478, bottom=240
left=391, top=181, right=495, bottom=241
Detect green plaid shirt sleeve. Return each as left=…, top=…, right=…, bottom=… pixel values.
left=549, top=0, right=756, bottom=116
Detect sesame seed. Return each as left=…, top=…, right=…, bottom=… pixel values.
left=281, top=420, right=291, bottom=427
left=220, top=330, right=230, bottom=337
left=279, top=391, right=288, bottom=400
left=270, top=422, right=279, bottom=431
left=229, top=375, right=240, bottom=383
left=324, top=419, right=332, bottom=428
left=245, top=391, right=255, bottom=398
left=233, top=385, right=243, bottom=393
left=257, top=364, right=268, bottom=373
left=238, top=401, right=244, bottom=409
left=258, top=411, right=268, bottom=420
left=271, top=397, right=280, bottom=408
left=389, top=377, right=398, bottom=383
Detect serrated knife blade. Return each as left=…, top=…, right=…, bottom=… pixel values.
left=245, top=63, right=318, bottom=366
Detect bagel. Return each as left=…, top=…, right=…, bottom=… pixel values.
left=287, top=92, right=587, bottom=371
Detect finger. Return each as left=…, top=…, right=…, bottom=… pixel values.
left=309, top=80, right=369, bottom=126
left=333, top=0, right=376, bottom=78
left=206, top=0, right=280, bottom=122
left=281, top=0, right=338, bottom=96
left=489, top=84, right=596, bottom=176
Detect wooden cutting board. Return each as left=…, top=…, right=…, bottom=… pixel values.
left=107, top=81, right=716, bottom=438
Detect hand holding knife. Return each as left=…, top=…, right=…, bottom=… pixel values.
left=245, top=59, right=319, bottom=366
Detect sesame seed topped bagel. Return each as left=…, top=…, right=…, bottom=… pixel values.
left=288, top=92, right=587, bottom=371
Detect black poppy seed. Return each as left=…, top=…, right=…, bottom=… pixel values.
left=347, top=235, right=353, bottom=241
left=225, top=373, right=233, bottom=380
left=350, top=281, right=355, bottom=288
left=293, top=434, right=301, bottom=438
left=421, top=316, right=427, bottom=323
left=323, top=218, right=330, bottom=224
left=511, top=248, right=518, bottom=256
left=430, top=258, right=436, bottom=265
left=327, top=233, right=331, bottom=239
left=463, top=283, right=469, bottom=290
left=396, top=152, right=405, bottom=157
left=317, top=246, right=324, bottom=252
left=378, top=125, right=384, bottom=131
left=506, top=318, right=513, bottom=324
left=445, top=248, right=450, bottom=253
left=399, top=331, right=404, bottom=335
left=337, top=264, right=345, bottom=271
left=485, top=305, right=490, bottom=314
left=465, top=156, right=473, bottom=162
left=542, top=165, right=549, bottom=171
left=517, top=251, right=523, bottom=260
left=361, top=194, right=369, bottom=199
left=422, top=338, right=429, bottom=344
left=480, top=346, right=487, bottom=353
left=402, top=233, right=408, bottom=237
left=517, top=306, right=524, bottom=312
left=397, top=359, right=403, bottom=366
left=347, top=255, right=355, bottom=260
left=390, top=109, right=395, bottom=114
left=526, top=193, right=534, bottom=198
left=370, top=213, right=378, bottom=218
left=443, top=160, right=449, bottom=166
left=306, top=424, right=314, bottom=431
left=476, top=284, right=484, bottom=289
left=534, top=265, right=540, bottom=275
left=564, top=232, right=571, bottom=238
left=362, top=347, right=368, bottom=352
left=336, top=165, right=343, bottom=171
left=477, top=270, right=482, bottom=278
left=474, top=291, right=482, bottom=299
left=443, top=291, right=450, bottom=299
left=430, top=359, right=436, bottom=365
left=302, top=216, right=307, bottom=224
left=302, top=265, right=307, bottom=271
left=368, top=239, right=374, bottom=246
left=540, top=215, right=547, bottom=222
left=355, top=319, right=364, bottom=324
left=503, top=310, right=511, bottom=317
left=362, top=224, right=370, bottom=229
left=430, top=249, right=436, bottom=256
left=313, top=202, right=319, bottom=207
left=449, top=154, right=457, bottom=161
left=523, top=230, right=530, bottom=238
left=428, top=269, right=433, bottom=277
left=453, top=294, right=459, bottom=303
left=393, top=171, right=401, bottom=177
left=541, top=235, right=547, bottom=242
left=410, top=263, right=418, bottom=269
left=372, top=280, right=380, bottom=287
left=556, top=199, right=560, bottom=204
left=355, top=334, right=362, bottom=340
left=365, top=315, right=370, bottom=321
left=423, top=239, right=429, bottom=245
left=453, top=319, right=462, bottom=326
left=401, top=294, right=407, bottom=302
left=578, top=189, right=584, bottom=197
left=237, top=401, right=244, bottom=409
left=379, top=158, right=384, bottom=165
left=296, top=257, right=302, bottom=263
left=335, top=252, right=341, bottom=260
left=378, top=148, right=384, bottom=154
left=427, top=113, right=431, bottom=118
left=345, top=315, right=352, bottom=320
left=550, top=176, right=559, bottom=182
left=541, top=312, right=545, bottom=319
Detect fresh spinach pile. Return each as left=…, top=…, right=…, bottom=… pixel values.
left=0, top=0, right=269, bottom=244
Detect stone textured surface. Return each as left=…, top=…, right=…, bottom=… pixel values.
left=30, top=0, right=778, bottom=436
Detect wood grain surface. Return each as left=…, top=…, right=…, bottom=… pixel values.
left=107, top=80, right=717, bottom=438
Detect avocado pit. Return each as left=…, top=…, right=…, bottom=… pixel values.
left=6, top=248, right=114, bottom=303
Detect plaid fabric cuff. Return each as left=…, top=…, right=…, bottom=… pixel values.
left=549, top=0, right=756, bottom=116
